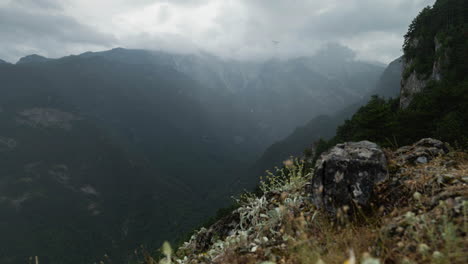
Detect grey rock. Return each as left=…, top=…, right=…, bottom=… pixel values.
left=395, top=138, right=448, bottom=165
left=311, top=141, right=388, bottom=216
left=416, top=156, right=428, bottom=164
left=400, top=63, right=428, bottom=109
left=400, top=37, right=446, bottom=109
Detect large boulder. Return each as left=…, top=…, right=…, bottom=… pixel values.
left=311, top=141, right=388, bottom=216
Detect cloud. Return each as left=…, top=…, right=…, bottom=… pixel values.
left=0, top=0, right=435, bottom=63
left=0, top=0, right=116, bottom=62
left=12, top=0, right=63, bottom=10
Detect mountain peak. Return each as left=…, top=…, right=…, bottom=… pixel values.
left=16, top=54, right=51, bottom=65
left=0, top=59, right=9, bottom=64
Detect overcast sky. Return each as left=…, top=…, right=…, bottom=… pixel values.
left=0, top=0, right=434, bottom=64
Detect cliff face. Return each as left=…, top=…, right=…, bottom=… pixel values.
left=400, top=0, right=467, bottom=109
left=400, top=37, right=446, bottom=109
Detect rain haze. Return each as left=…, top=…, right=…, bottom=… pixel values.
left=1, top=0, right=434, bottom=63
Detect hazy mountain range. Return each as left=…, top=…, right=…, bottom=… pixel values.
left=0, top=44, right=393, bottom=263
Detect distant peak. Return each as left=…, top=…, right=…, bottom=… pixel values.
left=16, top=54, right=50, bottom=65
left=0, top=59, right=9, bottom=64
left=110, top=47, right=126, bottom=52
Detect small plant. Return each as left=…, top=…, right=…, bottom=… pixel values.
left=158, top=242, right=172, bottom=264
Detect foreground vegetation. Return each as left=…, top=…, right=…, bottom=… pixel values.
left=130, top=146, right=467, bottom=264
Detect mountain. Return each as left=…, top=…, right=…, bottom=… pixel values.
left=250, top=56, right=403, bottom=179
left=0, top=57, right=241, bottom=263
left=16, top=54, right=51, bottom=65
left=374, top=57, right=403, bottom=98
left=0, top=46, right=384, bottom=263
left=0, top=59, right=8, bottom=64
left=82, top=45, right=385, bottom=152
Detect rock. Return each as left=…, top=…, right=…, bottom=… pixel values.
left=400, top=62, right=428, bottom=109
left=395, top=138, right=448, bottom=165
left=311, top=141, right=388, bottom=216
left=416, top=156, right=428, bottom=164
left=194, top=212, right=240, bottom=252
left=400, top=37, right=446, bottom=109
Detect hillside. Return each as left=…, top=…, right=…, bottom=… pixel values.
left=155, top=139, right=467, bottom=264
left=0, top=57, right=231, bottom=263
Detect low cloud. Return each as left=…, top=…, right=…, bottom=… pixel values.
left=0, top=0, right=434, bottom=63
left=0, top=0, right=115, bottom=62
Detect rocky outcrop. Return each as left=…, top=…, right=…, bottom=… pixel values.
left=400, top=37, right=446, bottom=109
left=310, top=141, right=388, bottom=216
left=431, top=37, right=443, bottom=81
left=400, top=63, right=429, bottom=109
left=394, top=138, right=449, bottom=165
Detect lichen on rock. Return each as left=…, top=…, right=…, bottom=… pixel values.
left=394, top=138, right=449, bottom=166
left=310, top=141, right=388, bottom=216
